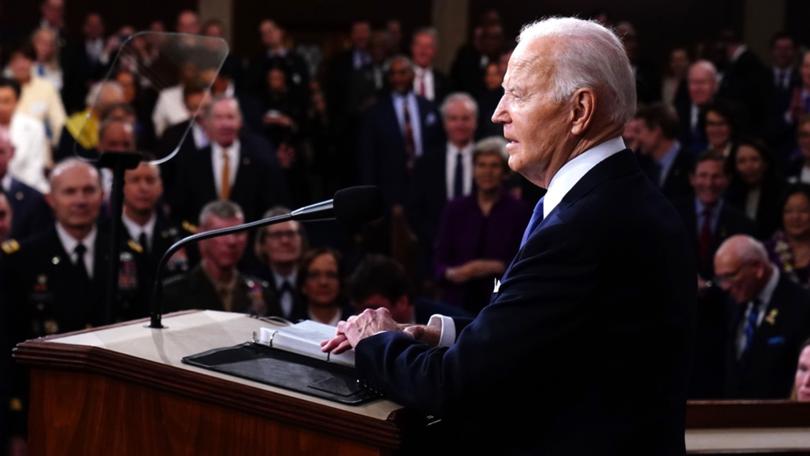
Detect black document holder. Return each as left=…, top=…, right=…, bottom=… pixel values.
left=182, top=342, right=381, bottom=405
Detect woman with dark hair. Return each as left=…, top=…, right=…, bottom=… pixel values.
left=298, top=247, right=352, bottom=325
left=434, top=136, right=530, bottom=314
left=786, top=115, right=810, bottom=184
left=703, top=100, right=740, bottom=158
left=766, top=184, right=810, bottom=288
left=794, top=338, right=810, bottom=401
left=726, top=138, right=785, bottom=239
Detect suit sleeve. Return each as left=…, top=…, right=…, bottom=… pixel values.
left=355, top=222, right=599, bottom=415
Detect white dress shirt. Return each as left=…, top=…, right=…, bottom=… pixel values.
left=7, top=112, right=50, bottom=193
left=191, top=122, right=210, bottom=150
left=56, top=223, right=97, bottom=278
left=212, top=140, right=240, bottom=197
left=272, top=269, right=298, bottom=318
left=445, top=142, right=473, bottom=200
left=152, top=85, right=189, bottom=137
left=432, top=136, right=627, bottom=346
left=122, top=212, right=157, bottom=251
left=413, top=66, right=436, bottom=101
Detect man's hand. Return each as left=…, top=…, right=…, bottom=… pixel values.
left=401, top=324, right=441, bottom=347
left=321, top=308, right=400, bottom=354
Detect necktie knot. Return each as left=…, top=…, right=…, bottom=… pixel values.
left=74, top=243, right=87, bottom=258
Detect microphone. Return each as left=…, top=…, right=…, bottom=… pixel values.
left=148, top=186, right=383, bottom=328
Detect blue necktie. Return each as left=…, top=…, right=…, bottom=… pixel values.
left=741, top=299, right=760, bottom=356
left=520, top=197, right=544, bottom=248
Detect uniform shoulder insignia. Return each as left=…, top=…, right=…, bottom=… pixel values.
left=181, top=220, right=198, bottom=234
left=127, top=239, right=144, bottom=254
left=1, top=239, right=20, bottom=254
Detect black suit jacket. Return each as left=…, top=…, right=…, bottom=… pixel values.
left=431, top=69, right=451, bottom=104
left=358, top=93, right=443, bottom=206
left=6, top=178, right=52, bottom=241
left=356, top=150, right=695, bottom=454
left=724, top=274, right=810, bottom=398
left=407, top=145, right=461, bottom=249
left=157, top=119, right=204, bottom=203
left=637, top=147, right=695, bottom=202
left=719, top=50, right=773, bottom=134
left=171, top=132, right=289, bottom=225
left=725, top=178, right=785, bottom=240
left=675, top=198, right=756, bottom=278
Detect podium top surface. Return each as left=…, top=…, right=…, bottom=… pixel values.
left=43, top=310, right=403, bottom=421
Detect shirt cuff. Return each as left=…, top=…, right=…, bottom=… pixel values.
left=427, top=314, right=456, bottom=348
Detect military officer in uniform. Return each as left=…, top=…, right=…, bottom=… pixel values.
left=162, top=200, right=271, bottom=315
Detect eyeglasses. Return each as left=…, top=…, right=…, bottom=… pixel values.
left=714, top=263, right=749, bottom=285
left=266, top=229, right=299, bottom=240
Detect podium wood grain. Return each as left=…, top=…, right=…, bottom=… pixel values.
left=14, top=310, right=413, bottom=455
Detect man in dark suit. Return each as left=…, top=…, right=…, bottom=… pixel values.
left=358, top=55, right=443, bottom=207
left=410, top=28, right=451, bottom=104
left=62, top=12, right=110, bottom=112
left=718, top=30, right=773, bottom=138
left=635, top=103, right=694, bottom=202
left=348, top=254, right=468, bottom=324
left=768, top=32, right=801, bottom=157
left=0, top=131, right=51, bottom=241
left=408, top=92, right=477, bottom=264
left=715, top=235, right=810, bottom=398
left=162, top=200, right=271, bottom=315
left=676, top=60, right=718, bottom=154
left=324, top=18, right=694, bottom=454
left=171, top=95, right=289, bottom=227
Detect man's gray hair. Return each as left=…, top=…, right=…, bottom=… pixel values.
left=440, top=92, right=478, bottom=118
left=383, top=54, right=414, bottom=73
left=517, top=17, right=637, bottom=125
left=199, top=200, right=244, bottom=228
left=689, top=60, right=719, bottom=80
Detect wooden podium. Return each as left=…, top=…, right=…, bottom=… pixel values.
left=13, top=310, right=417, bottom=455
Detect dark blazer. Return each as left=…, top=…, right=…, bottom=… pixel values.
left=637, top=147, right=695, bottom=202
left=431, top=69, right=451, bottom=104
left=355, top=150, right=695, bottom=454
left=263, top=276, right=308, bottom=322
left=358, top=92, right=443, bottom=206
left=157, top=119, right=203, bottom=203
left=162, top=264, right=272, bottom=315
left=675, top=100, right=708, bottom=155
left=725, top=178, right=785, bottom=240
left=724, top=274, right=810, bottom=399
left=675, top=198, right=756, bottom=278
left=407, top=146, right=456, bottom=250
left=5, top=178, right=52, bottom=241
left=718, top=49, right=773, bottom=135
left=171, top=132, right=289, bottom=225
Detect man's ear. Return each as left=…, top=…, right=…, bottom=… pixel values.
left=570, top=88, right=597, bottom=136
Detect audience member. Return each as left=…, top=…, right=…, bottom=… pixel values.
left=786, top=115, right=810, bottom=184
left=410, top=27, right=450, bottom=103
left=677, top=60, right=719, bottom=153
left=58, top=80, right=124, bottom=162
left=476, top=61, right=505, bottom=138
left=703, top=100, right=740, bottom=158
left=298, top=247, right=351, bottom=325
left=634, top=102, right=694, bottom=201
left=661, top=47, right=690, bottom=107
left=794, top=338, right=810, bottom=401
left=30, top=27, right=63, bottom=92
left=726, top=139, right=785, bottom=239
left=0, top=77, right=49, bottom=193
left=0, top=128, right=50, bottom=241
left=766, top=184, right=810, bottom=289
left=715, top=235, right=810, bottom=398
left=162, top=200, right=271, bottom=314
left=434, top=137, right=530, bottom=313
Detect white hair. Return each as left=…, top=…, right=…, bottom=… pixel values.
left=85, top=81, right=123, bottom=108
left=689, top=59, right=719, bottom=80
left=473, top=136, right=508, bottom=162
left=440, top=92, right=478, bottom=118
left=517, top=17, right=637, bottom=125
left=717, top=234, right=769, bottom=265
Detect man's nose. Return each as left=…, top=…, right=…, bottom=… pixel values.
left=491, top=97, right=508, bottom=124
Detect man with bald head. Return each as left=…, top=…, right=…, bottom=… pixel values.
left=324, top=18, right=694, bottom=454
left=715, top=235, right=810, bottom=399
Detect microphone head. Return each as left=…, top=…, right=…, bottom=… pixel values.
left=333, top=186, right=384, bottom=228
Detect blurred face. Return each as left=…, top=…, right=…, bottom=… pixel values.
left=783, top=193, right=810, bottom=239
left=183, top=91, right=206, bottom=117
left=443, top=99, right=476, bottom=146
left=267, top=68, right=286, bottom=92
left=473, top=152, right=505, bottom=193
left=636, top=121, right=662, bottom=154
left=796, top=346, right=810, bottom=402
left=0, top=87, right=19, bottom=125
left=8, top=53, right=33, bottom=83
left=47, top=164, right=103, bottom=231
left=492, top=37, right=571, bottom=186
left=483, top=63, right=502, bottom=90
left=303, top=253, right=340, bottom=307
left=688, top=65, right=717, bottom=106
left=206, top=99, right=242, bottom=147
left=115, top=72, right=136, bottom=103
left=99, top=122, right=135, bottom=152
left=772, top=37, right=796, bottom=69
left=705, top=110, right=731, bottom=150
left=262, top=220, right=302, bottom=266
left=690, top=159, right=728, bottom=206
left=123, top=163, right=162, bottom=214
left=350, top=22, right=371, bottom=50
left=802, top=53, right=810, bottom=88
left=669, top=49, right=690, bottom=77
left=199, top=215, right=246, bottom=269
left=95, top=84, right=124, bottom=112
left=176, top=11, right=200, bottom=34
left=714, top=256, right=766, bottom=304
left=42, top=0, right=64, bottom=28
left=83, top=13, right=104, bottom=40
left=0, top=194, right=11, bottom=240
left=798, top=121, right=810, bottom=160
left=622, top=117, right=642, bottom=150
left=203, top=23, right=224, bottom=38
left=32, top=29, right=57, bottom=61
left=260, top=20, right=283, bottom=48
left=387, top=58, right=414, bottom=94
left=411, top=33, right=436, bottom=68
left=735, top=145, right=766, bottom=186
